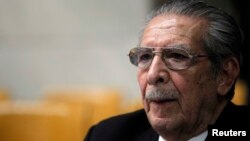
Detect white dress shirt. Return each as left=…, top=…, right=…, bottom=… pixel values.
left=159, top=130, right=208, bottom=141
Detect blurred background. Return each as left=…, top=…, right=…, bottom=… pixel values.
left=0, top=0, right=149, bottom=100
left=0, top=0, right=249, bottom=141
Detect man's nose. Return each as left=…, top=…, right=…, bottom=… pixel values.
left=147, top=56, right=169, bottom=85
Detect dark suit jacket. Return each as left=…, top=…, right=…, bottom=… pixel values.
left=84, top=102, right=249, bottom=141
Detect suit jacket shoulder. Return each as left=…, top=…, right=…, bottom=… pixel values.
left=84, top=109, right=158, bottom=141
left=206, top=102, right=250, bottom=140
left=84, top=102, right=250, bottom=141
left=213, top=102, right=250, bottom=128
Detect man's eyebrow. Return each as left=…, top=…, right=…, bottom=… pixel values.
left=164, top=44, right=191, bottom=51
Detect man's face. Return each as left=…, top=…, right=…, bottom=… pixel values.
left=138, top=14, right=219, bottom=135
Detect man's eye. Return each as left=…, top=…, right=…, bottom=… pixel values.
left=166, top=52, right=189, bottom=61
left=139, top=53, right=152, bottom=62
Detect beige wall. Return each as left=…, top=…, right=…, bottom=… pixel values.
left=0, top=0, right=150, bottom=100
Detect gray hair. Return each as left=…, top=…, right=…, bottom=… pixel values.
left=140, top=0, right=243, bottom=99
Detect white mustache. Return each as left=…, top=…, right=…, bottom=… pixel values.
left=145, top=88, right=179, bottom=102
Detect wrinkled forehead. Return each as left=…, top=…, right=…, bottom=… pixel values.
left=141, top=14, right=208, bottom=48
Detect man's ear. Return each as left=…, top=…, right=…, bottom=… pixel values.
left=217, top=57, right=240, bottom=96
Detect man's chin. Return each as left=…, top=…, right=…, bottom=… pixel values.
left=149, top=114, right=171, bottom=127
left=149, top=116, right=173, bottom=133
left=148, top=112, right=180, bottom=132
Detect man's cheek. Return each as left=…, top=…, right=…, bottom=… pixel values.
left=138, top=72, right=147, bottom=89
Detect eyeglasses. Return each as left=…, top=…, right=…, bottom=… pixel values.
left=128, top=46, right=207, bottom=71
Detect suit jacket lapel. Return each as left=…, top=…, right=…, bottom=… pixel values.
left=136, top=127, right=158, bottom=141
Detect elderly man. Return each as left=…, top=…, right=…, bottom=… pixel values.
left=84, top=0, right=249, bottom=140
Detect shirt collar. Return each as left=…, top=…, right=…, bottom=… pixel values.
left=158, top=130, right=208, bottom=141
